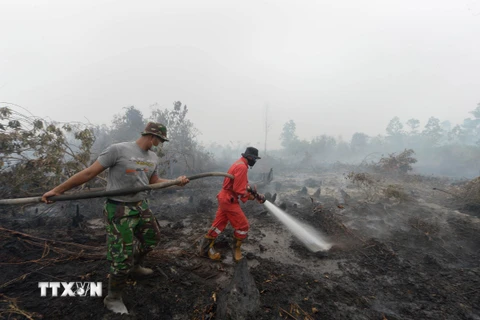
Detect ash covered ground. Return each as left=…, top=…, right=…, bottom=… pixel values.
left=1, top=164, right=480, bottom=320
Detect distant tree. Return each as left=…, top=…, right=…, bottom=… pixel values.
left=422, top=117, right=443, bottom=146
left=471, top=102, right=480, bottom=118
left=406, top=118, right=420, bottom=134
left=110, top=106, right=146, bottom=143
left=459, top=118, right=477, bottom=144
left=350, top=132, right=369, bottom=152
left=467, top=103, right=480, bottom=145
left=280, top=120, right=298, bottom=149
left=386, top=116, right=404, bottom=136
left=150, top=101, right=212, bottom=175
left=448, top=124, right=467, bottom=144
left=310, top=134, right=336, bottom=156
left=290, top=139, right=311, bottom=157
left=336, top=138, right=351, bottom=158
left=451, top=103, right=480, bottom=145
left=386, top=116, right=405, bottom=148
left=370, top=134, right=386, bottom=148
left=441, top=120, right=452, bottom=132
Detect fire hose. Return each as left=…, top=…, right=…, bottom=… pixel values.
left=0, top=172, right=234, bottom=205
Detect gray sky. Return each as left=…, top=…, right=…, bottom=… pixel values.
left=1, top=0, right=479, bottom=149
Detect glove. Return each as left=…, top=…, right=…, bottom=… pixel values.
left=246, top=185, right=256, bottom=200
left=246, top=185, right=264, bottom=203
left=256, top=193, right=266, bottom=204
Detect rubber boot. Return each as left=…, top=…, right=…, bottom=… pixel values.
left=199, top=235, right=221, bottom=260
left=232, top=236, right=243, bottom=262
left=104, top=275, right=129, bottom=314
left=130, top=251, right=153, bottom=277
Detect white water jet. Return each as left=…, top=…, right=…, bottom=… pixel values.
left=264, top=201, right=333, bottom=252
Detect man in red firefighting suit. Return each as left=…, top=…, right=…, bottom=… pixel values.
left=199, top=147, right=265, bottom=261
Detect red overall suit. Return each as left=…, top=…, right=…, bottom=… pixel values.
left=207, top=157, right=250, bottom=240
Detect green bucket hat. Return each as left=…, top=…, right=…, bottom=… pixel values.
left=141, top=122, right=169, bottom=141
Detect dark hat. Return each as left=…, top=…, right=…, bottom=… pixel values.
left=141, top=122, right=169, bottom=141
left=241, top=147, right=261, bottom=159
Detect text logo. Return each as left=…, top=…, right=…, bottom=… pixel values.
left=38, top=282, right=102, bottom=297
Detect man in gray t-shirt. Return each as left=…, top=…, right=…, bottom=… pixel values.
left=42, top=122, right=189, bottom=315
left=97, top=141, right=160, bottom=203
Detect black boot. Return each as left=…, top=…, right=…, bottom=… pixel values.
left=104, top=274, right=128, bottom=314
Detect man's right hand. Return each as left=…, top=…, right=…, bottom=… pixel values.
left=256, top=193, right=266, bottom=204
left=41, top=190, right=61, bottom=204
left=176, top=175, right=190, bottom=187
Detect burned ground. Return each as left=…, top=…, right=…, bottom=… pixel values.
left=1, top=167, right=480, bottom=320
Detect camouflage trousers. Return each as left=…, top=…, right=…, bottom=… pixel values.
left=103, top=200, right=161, bottom=276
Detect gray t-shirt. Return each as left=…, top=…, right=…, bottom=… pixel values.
left=97, top=142, right=159, bottom=202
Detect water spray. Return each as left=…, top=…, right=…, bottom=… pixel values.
left=263, top=200, right=332, bottom=252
